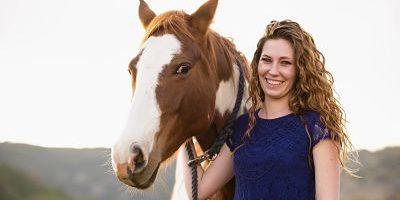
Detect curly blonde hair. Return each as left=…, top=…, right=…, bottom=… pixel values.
left=244, top=20, right=357, bottom=173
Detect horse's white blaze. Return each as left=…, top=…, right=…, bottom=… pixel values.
left=215, top=65, right=241, bottom=116
left=112, top=34, right=181, bottom=166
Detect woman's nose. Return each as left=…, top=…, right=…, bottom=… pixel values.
left=268, top=62, right=279, bottom=75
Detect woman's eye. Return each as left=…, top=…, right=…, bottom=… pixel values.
left=281, top=61, right=292, bottom=65
left=261, top=58, right=272, bottom=63
left=175, top=63, right=191, bottom=75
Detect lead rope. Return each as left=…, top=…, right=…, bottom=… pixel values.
left=185, top=58, right=245, bottom=200
left=185, top=142, right=199, bottom=200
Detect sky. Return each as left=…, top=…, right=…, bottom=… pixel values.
left=0, top=0, right=399, bottom=151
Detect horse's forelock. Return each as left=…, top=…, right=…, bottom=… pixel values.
left=141, top=11, right=196, bottom=46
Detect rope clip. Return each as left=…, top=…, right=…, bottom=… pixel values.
left=187, top=151, right=218, bottom=166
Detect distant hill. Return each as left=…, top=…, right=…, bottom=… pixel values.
left=341, top=147, right=400, bottom=200
left=0, top=142, right=399, bottom=200
left=0, top=164, right=76, bottom=200
left=0, top=142, right=175, bottom=200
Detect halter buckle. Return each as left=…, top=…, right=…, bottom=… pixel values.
left=187, top=151, right=218, bottom=166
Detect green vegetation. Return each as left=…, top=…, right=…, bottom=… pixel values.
left=0, top=164, right=74, bottom=200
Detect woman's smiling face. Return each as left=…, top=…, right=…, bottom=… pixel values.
left=258, top=38, right=297, bottom=101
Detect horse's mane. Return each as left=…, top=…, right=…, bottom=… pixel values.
left=141, top=10, right=248, bottom=80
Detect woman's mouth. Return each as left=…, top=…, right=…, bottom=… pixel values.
left=266, top=78, right=284, bottom=85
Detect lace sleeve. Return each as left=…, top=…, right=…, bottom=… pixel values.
left=311, top=120, right=332, bottom=147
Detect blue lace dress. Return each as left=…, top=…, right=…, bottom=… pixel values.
left=226, top=110, right=331, bottom=200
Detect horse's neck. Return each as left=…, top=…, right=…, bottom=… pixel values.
left=214, top=57, right=248, bottom=123
left=197, top=58, right=249, bottom=151
left=212, top=35, right=249, bottom=118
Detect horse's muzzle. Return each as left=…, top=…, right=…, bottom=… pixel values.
left=114, top=144, right=146, bottom=176
left=112, top=142, right=161, bottom=189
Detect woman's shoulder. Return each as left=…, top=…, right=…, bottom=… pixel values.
left=226, top=112, right=250, bottom=151
left=233, top=112, right=250, bottom=137
left=236, top=112, right=250, bottom=124
left=302, top=111, right=331, bottom=147
left=302, top=110, right=321, bottom=122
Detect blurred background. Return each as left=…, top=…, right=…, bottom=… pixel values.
left=1, top=0, right=399, bottom=199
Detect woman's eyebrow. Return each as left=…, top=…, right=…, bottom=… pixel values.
left=279, top=56, right=293, bottom=60
left=261, top=54, right=292, bottom=60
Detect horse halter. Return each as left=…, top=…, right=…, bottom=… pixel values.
left=185, top=55, right=245, bottom=200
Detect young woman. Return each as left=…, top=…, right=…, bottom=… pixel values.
left=181, top=20, right=356, bottom=200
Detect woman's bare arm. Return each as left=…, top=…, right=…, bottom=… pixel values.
left=179, top=139, right=234, bottom=200
left=313, top=140, right=341, bottom=200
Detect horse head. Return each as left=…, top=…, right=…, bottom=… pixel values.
left=111, top=0, right=247, bottom=190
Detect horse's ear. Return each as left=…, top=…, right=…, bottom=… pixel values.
left=189, top=0, right=218, bottom=36
left=138, top=0, right=156, bottom=29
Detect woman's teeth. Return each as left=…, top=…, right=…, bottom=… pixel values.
left=266, top=78, right=284, bottom=85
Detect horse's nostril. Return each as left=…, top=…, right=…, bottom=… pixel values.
left=130, top=144, right=141, bottom=155
left=129, top=143, right=146, bottom=173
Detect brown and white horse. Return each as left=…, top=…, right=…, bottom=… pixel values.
left=111, top=0, right=248, bottom=199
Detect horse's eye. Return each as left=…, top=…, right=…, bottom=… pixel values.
left=175, top=63, right=191, bottom=75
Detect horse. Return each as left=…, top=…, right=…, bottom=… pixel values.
left=111, top=0, right=249, bottom=199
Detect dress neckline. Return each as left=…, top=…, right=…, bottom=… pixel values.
left=256, top=109, right=295, bottom=122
